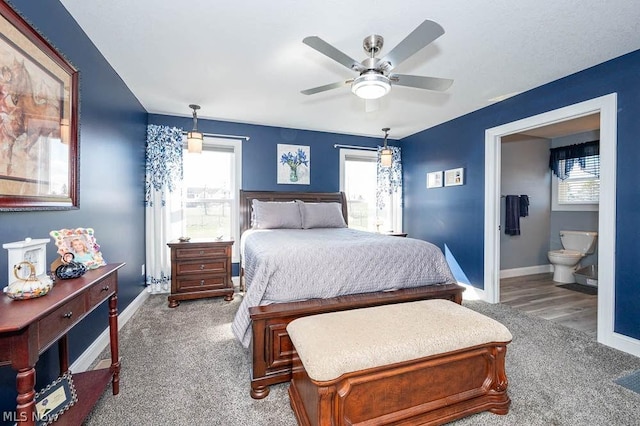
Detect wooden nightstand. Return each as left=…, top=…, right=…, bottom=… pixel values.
left=167, top=239, right=234, bottom=308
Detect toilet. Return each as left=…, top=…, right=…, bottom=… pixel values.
left=547, top=231, right=598, bottom=283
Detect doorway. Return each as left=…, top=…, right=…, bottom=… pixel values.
left=483, top=93, right=621, bottom=351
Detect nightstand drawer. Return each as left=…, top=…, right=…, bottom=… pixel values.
left=38, top=295, right=86, bottom=349
left=176, top=275, right=228, bottom=292
left=175, top=259, right=228, bottom=275
left=174, top=246, right=229, bottom=260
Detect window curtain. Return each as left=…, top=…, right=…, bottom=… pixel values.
left=549, top=140, right=599, bottom=180
left=376, top=145, right=402, bottom=210
left=144, top=124, right=184, bottom=294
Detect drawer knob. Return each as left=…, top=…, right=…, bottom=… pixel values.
left=200, top=264, right=205, bottom=270
left=63, top=311, right=73, bottom=319
left=200, top=280, right=205, bottom=286
left=101, top=286, right=110, bottom=292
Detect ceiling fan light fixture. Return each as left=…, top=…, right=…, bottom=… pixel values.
left=187, top=104, right=203, bottom=154
left=351, top=73, right=391, bottom=100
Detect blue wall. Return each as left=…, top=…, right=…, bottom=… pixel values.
left=402, top=49, right=640, bottom=340
left=149, top=114, right=384, bottom=192
left=0, top=0, right=147, bottom=417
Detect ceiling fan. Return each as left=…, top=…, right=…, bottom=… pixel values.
left=301, top=20, right=453, bottom=100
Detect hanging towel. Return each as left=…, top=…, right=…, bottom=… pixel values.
left=519, top=195, right=530, bottom=217
left=505, top=195, right=521, bottom=235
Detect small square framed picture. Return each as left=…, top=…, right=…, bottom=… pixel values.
left=444, top=168, right=464, bottom=186
left=426, top=171, right=443, bottom=188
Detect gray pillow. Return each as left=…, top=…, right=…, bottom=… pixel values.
left=298, top=201, right=347, bottom=229
left=252, top=200, right=302, bottom=229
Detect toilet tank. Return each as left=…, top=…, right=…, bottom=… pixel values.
left=560, top=230, right=598, bottom=254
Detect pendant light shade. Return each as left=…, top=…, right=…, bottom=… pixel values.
left=187, top=104, right=203, bottom=153
left=380, top=127, right=392, bottom=167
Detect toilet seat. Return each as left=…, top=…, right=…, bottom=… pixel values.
left=548, top=249, right=583, bottom=258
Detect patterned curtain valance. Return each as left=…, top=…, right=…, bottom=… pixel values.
left=549, top=140, right=599, bottom=180
left=145, top=124, right=184, bottom=202
left=376, top=145, right=402, bottom=210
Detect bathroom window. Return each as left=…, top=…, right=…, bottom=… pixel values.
left=552, top=155, right=599, bottom=211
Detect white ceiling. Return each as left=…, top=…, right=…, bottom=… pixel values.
left=59, top=0, right=640, bottom=139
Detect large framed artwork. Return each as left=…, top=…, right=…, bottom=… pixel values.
left=0, top=2, right=79, bottom=210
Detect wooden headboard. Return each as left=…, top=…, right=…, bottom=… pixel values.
left=239, top=190, right=348, bottom=235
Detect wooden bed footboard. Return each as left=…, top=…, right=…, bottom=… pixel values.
left=248, top=283, right=465, bottom=399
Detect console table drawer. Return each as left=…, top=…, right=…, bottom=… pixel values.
left=38, top=296, right=86, bottom=349
left=88, top=274, right=117, bottom=308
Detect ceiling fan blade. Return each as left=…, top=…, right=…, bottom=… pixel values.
left=377, top=20, right=445, bottom=72
left=391, top=74, right=453, bottom=91
left=303, top=36, right=365, bottom=72
left=301, top=80, right=352, bottom=95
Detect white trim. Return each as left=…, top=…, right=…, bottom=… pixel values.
left=500, top=264, right=553, bottom=279
left=485, top=93, right=640, bottom=357
left=70, top=289, right=150, bottom=373
left=459, top=282, right=486, bottom=301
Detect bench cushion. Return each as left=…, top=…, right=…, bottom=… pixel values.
left=287, top=299, right=512, bottom=381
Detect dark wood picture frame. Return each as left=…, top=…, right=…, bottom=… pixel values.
left=0, top=2, right=79, bottom=210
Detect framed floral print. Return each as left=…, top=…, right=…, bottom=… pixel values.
left=0, top=2, right=79, bottom=210
left=278, top=144, right=310, bottom=185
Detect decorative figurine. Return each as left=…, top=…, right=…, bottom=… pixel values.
left=54, top=252, right=87, bottom=280
left=3, top=261, right=54, bottom=300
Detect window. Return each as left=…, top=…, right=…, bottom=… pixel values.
left=339, top=149, right=402, bottom=232
left=552, top=155, right=599, bottom=211
left=182, top=137, right=242, bottom=260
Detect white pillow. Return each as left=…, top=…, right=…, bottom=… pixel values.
left=252, top=200, right=302, bottom=229
left=298, top=201, right=347, bottom=229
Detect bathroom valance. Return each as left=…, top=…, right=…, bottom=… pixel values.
left=549, top=140, right=599, bottom=180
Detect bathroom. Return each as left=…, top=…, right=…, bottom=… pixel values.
left=499, top=118, right=600, bottom=289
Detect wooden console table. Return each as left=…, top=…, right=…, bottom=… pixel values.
left=0, top=263, right=125, bottom=425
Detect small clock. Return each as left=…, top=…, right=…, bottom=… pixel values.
left=3, top=238, right=50, bottom=285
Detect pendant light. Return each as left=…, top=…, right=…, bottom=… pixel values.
left=187, top=104, right=203, bottom=153
left=380, top=127, right=392, bottom=167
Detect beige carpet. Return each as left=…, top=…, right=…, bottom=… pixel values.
left=85, top=293, right=640, bottom=425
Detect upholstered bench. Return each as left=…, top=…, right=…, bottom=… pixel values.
left=286, top=299, right=512, bottom=426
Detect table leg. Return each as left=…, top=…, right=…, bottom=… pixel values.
left=58, top=334, right=69, bottom=373
left=16, top=367, right=36, bottom=426
left=109, top=293, right=120, bottom=395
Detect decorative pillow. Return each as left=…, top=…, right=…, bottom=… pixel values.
left=298, top=201, right=347, bottom=229
left=252, top=200, right=302, bottom=229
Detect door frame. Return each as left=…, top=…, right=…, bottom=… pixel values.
left=483, top=93, right=640, bottom=356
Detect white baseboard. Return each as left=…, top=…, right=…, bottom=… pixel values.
left=459, top=282, right=486, bottom=301
left=70, top=288, right=150, bottom=373
left=500, top=264, right=553, bottom=279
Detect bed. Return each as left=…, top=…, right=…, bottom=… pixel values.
left=233, top=190, right=465, bottom=399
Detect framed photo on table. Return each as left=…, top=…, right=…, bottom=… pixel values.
left=0, top=2, right=79, bottom=210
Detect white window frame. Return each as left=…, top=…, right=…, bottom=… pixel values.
left=182, top=136, right=242, bottom=261
left=551, top=159, right=599, bottom=212
left=339, top=148, right=402, bottom=233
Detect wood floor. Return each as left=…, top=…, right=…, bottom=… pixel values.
left=500, top=272, right=597, bottom=338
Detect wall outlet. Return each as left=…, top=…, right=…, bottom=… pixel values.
left=141, top=264, right=145, bottom=276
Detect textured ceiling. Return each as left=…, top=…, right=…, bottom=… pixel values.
left=59, top=0, right=640, bottom=139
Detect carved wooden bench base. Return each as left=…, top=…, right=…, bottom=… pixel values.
left=288, top=342, right=510, bottom=426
